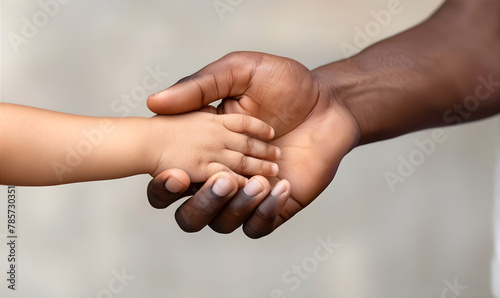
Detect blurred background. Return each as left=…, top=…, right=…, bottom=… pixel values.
left=1, top=0, right=499, bottom=297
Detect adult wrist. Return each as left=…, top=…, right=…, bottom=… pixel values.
left=313, top=59, right=386, bottom=146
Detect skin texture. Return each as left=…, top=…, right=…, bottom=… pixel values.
left=0, top=104, right=279, bottom=186
left=147, top=0, right=499, bottom=238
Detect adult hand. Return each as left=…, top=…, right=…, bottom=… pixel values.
left=147, top=0, right=500, bottom=238
left=146, top=52, right=360, bottom=238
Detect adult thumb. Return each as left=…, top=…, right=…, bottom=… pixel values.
left=147, top=51, right=262, bottom=114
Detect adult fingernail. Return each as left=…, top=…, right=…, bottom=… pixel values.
left=164, top=177, right=184, bottom=194
left=271, top=181, right=287, bottom=197
left=243, top=179, right=263, bottom=197
left=212, top=177, right=233, bottom=197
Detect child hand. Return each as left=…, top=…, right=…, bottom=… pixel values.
left=148, top=112, right=280, bottom=185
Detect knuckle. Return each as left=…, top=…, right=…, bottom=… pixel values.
left=147, top=182, right=176, bottom=209
left=175, top=210, right=202, bottom=233
left=245, top=137, right=254, bottom=154
left=225, top=203, right=244, bottom=219
left=266, top=144, right=274, bottom=158
left=209, top=162, right=232, bottom=176
left=147, top=194, right=173, bottom=209
left=238, top=154, right=249, bottom=172
left=254, top=207, right=277, bottom=223
left=196, top=190, right=223, bottom=211
left=242, top=210, right=277, bottom=239
left=241, top=114, right=251, bottom=130
left=209, top=221, right=236, bottom=234
left=243, top=222, right=268, bottom=239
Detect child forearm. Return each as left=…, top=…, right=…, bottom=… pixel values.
left=0, top=103, right=154, bottom=185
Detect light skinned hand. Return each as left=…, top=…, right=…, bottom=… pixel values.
left=148, top=111, right=280, bottom=185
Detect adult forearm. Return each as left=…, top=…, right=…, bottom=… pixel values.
left=0, top=104, right=153, bottom=185
left=314, top=0, right=500, bottom=145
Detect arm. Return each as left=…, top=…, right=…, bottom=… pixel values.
left=315, top=0, right=499, bottom=145
left=0, top=103, right=152, bottom=185
left=0, top=103, right=279, bottom=186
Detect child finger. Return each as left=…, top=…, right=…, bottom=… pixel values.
left=213, top=153, right=279, bottom=177
left=202, top=163, right=249, bottom=188
left=226, top=134, right=281, bottom=161
left=222, top=114, right=275, bottom=140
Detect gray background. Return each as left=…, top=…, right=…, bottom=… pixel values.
left=1, top=0, right=499, bottom=297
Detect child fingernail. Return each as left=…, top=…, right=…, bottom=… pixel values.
left=275, top=148, right=281, bottom=159
left=243, top=179, right=263, bottom=197
left=271, top=164, right=279, bottom=176
left=164, top=177, right=184, bottom=194
left=271, top=181, right=287, bottom=197
left=212, top=177, right=233, bottom=197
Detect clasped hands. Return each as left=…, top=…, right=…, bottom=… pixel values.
left=146, top=52, right=360, bottom=238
